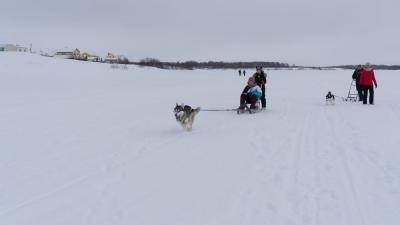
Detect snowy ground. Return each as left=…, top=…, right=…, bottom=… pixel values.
left=1, top=52, right=400, bottom=225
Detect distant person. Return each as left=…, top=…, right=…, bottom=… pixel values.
left=359, top=63, right=378, bottom=105
left=352, top=65, right=363, bottom=101
left=238, top=69, right=242, bottom=76
left=253, top=66, right=267, bottom=109
left=243, top=70, right=246, bottom=76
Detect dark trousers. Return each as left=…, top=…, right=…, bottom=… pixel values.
left=240, top=94, right=257, bottom=108
left=361, top=85, right=374, bottom=104
left=356, top=83, right=363, bottom=101
left=261, top=85, right=266, bottom=108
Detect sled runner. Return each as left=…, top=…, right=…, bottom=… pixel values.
left=237, top=99, right=262, bottom=114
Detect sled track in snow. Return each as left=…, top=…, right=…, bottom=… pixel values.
left=323, top=107, right=367, bottom=225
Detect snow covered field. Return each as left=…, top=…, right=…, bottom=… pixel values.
left=1, top=52, right=400, bottom=225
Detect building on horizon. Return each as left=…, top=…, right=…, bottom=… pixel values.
left=0, top=44, right=29, bottom=52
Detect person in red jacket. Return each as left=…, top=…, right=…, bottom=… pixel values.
left=359, top=62, right=378, bottom=104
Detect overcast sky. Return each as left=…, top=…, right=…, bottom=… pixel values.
left=1, top=0, right=399, bottom=65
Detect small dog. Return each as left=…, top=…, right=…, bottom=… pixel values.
left=326, top=91, right=335, bottom=105
left=174, top=103, right=200, bottom=131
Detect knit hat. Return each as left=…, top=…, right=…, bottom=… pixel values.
left=247, top=77, right=256, bottom=86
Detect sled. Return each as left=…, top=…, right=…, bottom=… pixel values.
left=328, top=80, right=359, bottom=103
left=237, top=100, right=263, bottom=114
left=343, top=80, right=358, bottom=102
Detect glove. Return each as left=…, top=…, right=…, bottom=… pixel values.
left=375, top=84, right=378, bottom=88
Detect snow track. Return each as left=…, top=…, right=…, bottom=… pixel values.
left=1, top=53, right=400, bottom=225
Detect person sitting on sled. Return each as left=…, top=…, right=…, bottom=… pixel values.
left=239, top=77, right=262, bottom=110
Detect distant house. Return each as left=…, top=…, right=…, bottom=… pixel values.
left=53, top=48, right=80, bottom=59
left=0, top=44, right=28, bottom=52
left=104, top=53, right=118, bottom=63
left=104, top=53, right=129, bottom=64
left=83, top=53, right=101, bottom=62
left=77, top=52, right=100, bottom=62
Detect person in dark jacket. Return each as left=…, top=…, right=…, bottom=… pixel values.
left=352, top=65, right=363, bottom=101
left=359, top=63, right=378, bottom=105
left=238, top=69, right=242, bottom=76
left=243, top=70, right=246, bottom=76
left=253, top=66, right=267, bottom=109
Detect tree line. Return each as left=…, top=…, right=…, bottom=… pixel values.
left=329, top=65, right=400, bottom=70
left=132, top=58, right=400, bottom=70
left=133, top=58, right=291, bottom=70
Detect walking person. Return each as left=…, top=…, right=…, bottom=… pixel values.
left=238, top=69, right=242, bottom=76
left=352, top=65, right=363, bottom=101
left=359, top=63, right=378, bottom=105
left=243, top=70, right=246, bottom=76
left=253, top=66, right=267, bottom=109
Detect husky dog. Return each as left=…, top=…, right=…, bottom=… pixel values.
left=326, top=91, right=335, bottom=105
left=174, top=103, right=200, bottom=131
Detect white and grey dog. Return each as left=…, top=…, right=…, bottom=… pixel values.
left=326, top=91, right=335, bottom=105
left=174, top=103, right=200, bottom=131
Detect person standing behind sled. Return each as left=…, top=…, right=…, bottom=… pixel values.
left=253, top=66, right=267, bottom=109
left=239, top=77, right=262, bottom=109
left=359, top=63, right=377, bottom=105
left=352, top=65, right=363, bottom=101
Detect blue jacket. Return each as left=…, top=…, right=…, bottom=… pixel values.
left=248, top=86, right=262, bottom=97
left=243, top=85, right=262, bottom=98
